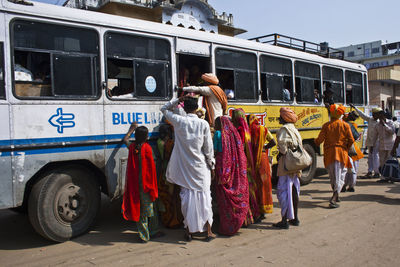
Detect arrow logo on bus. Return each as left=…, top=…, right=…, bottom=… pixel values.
left=48, top=108, right=76, bottom=134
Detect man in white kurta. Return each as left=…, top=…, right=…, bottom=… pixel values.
left=160, top=96, right=215, bottom=240
left=350, top=104, right=380, bottom=178
left=372, top=111, right=396, bottom=182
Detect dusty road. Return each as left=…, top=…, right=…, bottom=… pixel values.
left=1, top=157, right=400, bottom=267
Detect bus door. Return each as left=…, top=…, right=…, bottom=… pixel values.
left=176, top=39, right=211, bottom=91
left=0, top=39, right=13, bottom=209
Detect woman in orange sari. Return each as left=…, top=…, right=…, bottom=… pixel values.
left=231, top=109, right=259, bottom=225
left=249, top=114, right=276, bottom=220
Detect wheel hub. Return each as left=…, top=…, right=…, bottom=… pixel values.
left=55, top=183, right=87, bottom=224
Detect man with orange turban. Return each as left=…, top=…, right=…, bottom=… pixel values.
left=183, top=73, right=227, bottom=126
left=315, top=104, right=355, bottom=208
left=274, top=107, right=302, bottom=229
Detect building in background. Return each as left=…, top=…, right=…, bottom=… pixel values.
left=63, top=0, right=246, bottom=36
left=338, top=41, right=400, bottom=112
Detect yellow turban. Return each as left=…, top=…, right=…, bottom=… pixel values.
left=372, top=107, right=383, bottom=114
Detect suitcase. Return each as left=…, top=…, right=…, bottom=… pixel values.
left=381, top=157, right=400, bottom=182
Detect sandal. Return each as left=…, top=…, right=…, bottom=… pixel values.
left=273, top=220, right=289, bottom=229
left=329, top=201, right=340, bottom=208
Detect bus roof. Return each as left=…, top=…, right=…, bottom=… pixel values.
left=1, top=0, right=366, bottom=72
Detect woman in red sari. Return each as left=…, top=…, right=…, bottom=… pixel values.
left=213, top=116, right=249, bottom=235
left=249, top=114, right=276, bottom=219
left=231, top=109, right=259, bottom=225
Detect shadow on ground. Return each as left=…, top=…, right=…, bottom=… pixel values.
left=1, top=167, right=399, bottom=250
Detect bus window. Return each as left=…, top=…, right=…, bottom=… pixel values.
left=215, top=48, right=257, bottom=101
left=260, top=55, right=293, bottom=102
left=295, top=61, right=321, bottom=103
left=0, top=42, right=4, bottom=99
left=363, top=73, right=368, bottom=105
left=105, top=32, right=171, bottom=99
left=12, top=20, right=99, bottom=99
left=345, top=71, right=363, bottom=105
left=322, top=66, right=344, bottom=103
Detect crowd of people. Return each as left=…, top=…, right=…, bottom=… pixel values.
left=119, top=72, right=400, bottom=243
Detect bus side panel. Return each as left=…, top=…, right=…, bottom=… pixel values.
left=11, top=104, right=105, bottom=206
left=104, top=103, right=163, bottom=199
left=0, top=105, right=13, bottom=209
left=0, top=11, right=13, bottom=209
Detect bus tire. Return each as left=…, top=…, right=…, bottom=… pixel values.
left=28, top=166, right=100, bottom=242
left=299, top=144, right=317, bottom=185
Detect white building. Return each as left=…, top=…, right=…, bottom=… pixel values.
left=338, top=41, right=400, bottom=111
left=63, top=0, right=246, bottom=36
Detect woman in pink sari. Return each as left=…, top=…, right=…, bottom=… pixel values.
left=231, top=109, right=259, bottom=225
left=213, top=116, right=249, bottom=235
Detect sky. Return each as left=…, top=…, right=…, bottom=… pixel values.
left=34, top=0, right=399, bottom=48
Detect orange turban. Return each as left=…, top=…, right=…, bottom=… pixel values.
left=280, top=107, right=298, bottom=123
left=330, top=104, right=346, bottom=119
left=201, top=73, right=219, bottom=85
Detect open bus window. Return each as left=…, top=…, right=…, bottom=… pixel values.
left=0, top=42, right=5, bottom=99
left=107, top=58, right=134, bottom=98
left=12, top=20, right=99, bottom=99
left=215, top=48, right=257, bottom=101
left=345, top=71, right=363, bottom=105
left=260, top=55, right=293, bottom=102
left=295, top=61, right=321, bottom=103
left=106, top=32, right=171, bottom=100
left=323, top=66, right=344, bottom=103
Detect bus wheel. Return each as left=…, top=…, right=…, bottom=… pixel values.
left=28, top=166, right=100, bottom=242
left=299, top=144, right=317, bottom=185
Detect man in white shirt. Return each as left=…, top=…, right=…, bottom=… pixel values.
left=372, top=110, right=396, bottom=182
left=183, top=73, right=227, bottom=127
left=160, top=96, right=216, bottom=242
left=350, top=104, right=381, bottom=178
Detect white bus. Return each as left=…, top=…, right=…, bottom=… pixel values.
left=0, top=0, right=368, bottom=242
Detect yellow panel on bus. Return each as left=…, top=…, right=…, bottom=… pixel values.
left=227, top=104, right=366, bottom=163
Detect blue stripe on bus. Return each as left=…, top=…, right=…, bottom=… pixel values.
left=0, top=143, right=136, bottom=157
left=0, top=133, right=159, bottom=146
left=1, top=140, right=158, bottom=157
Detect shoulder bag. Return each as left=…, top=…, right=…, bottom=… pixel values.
left=283, top=127, right=312, bottom=172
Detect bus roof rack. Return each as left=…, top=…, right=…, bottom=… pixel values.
left=249, top=33, right=344, bottom=60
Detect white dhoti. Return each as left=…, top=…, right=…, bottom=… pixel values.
left=368, top=143, right=380, bottom=173
left=180, top=187, right=213, bottom=233
left=276, top=175, right=300, bottom=220
left=327, top=161, right=347, bottom=193
left=345, top=158, right=359, bottom=188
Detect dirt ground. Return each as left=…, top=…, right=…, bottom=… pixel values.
left=1, top=156, right=400, bottom=267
